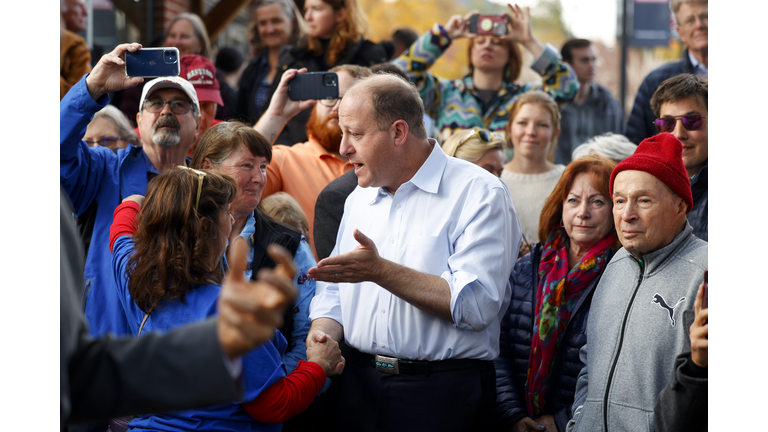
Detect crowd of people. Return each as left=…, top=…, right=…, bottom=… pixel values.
left=60, top=0, right=708, bottom=431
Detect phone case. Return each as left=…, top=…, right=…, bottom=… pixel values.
left=288, top=72, right=339, bottom=101
left=469, top=14, right=509, bottom=36
left=125, top=48, right=180, bottom=78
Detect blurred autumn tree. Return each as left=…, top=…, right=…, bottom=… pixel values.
left=359, top=0, right=571, bottom=81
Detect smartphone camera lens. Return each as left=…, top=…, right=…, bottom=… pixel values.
left=164, top=50, right=177, bottom=64
left=323, top=74, right=337, bottom=87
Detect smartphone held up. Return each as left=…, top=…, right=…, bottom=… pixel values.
left=469, top=14, right=509, bottom=36
left=125, top=48, right=180, bottom=78
left=288, top=72, right=339, bottom=101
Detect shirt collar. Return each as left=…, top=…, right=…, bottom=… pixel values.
left=240, top=211, right=257, bottom=242
left=308, top=137, right=352, bottom=165
left=367, top=139, right=446, bottom=205
left=407, top=138, right=445, bottom=194
left=688, top=50, right=708, bottom=74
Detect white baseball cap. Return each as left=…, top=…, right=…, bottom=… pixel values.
left=139, top=76, right=200, bottom=114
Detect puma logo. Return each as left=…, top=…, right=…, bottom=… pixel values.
left=652, top=293, right=686, bottom=327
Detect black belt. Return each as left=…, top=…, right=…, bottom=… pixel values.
left=350, top=348, right=488, bottom=375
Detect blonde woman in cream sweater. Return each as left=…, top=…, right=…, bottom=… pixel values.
left=501, top=91, right=565, bottom=251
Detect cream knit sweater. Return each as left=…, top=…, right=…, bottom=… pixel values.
left=501, top=165, right=565, bottom=244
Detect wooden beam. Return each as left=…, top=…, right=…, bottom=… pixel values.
left=190, top=0, right=205, bottom=17
left=203, top=0, right=251, bottom=40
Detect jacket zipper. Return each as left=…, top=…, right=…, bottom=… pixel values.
left=603, top=258, right=644, bottom=431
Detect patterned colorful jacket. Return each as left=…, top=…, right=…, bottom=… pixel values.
left=392, top=24, right=579, bottom=143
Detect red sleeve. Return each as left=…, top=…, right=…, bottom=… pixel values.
left=242, top=360, right=326, bottom=424
left=109, top=201, right=141, bottom=253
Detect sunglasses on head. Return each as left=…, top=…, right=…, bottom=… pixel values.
left=459, top=129, right=493, bottom=147
left=653, top=114, right=706, bottom=133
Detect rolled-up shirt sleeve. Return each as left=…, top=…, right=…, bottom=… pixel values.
left=444, top=183, right=520, bottom=332
left=308, top=237, right=344, bottom=326
left=308, top=281, right=343, bottom=325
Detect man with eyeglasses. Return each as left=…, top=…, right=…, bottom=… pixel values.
left=251, top=64, right=373, bottom=259
left=625, top=0, right=707, bottom=145
left=650, top=73, right=707, bottom=241
left=61, top=43, right=202, bottom=339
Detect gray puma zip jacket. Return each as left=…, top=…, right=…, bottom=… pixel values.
left=567, top=222, right=707, bottom=432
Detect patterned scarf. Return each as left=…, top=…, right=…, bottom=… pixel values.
left=525, top=226, right=615, bottom=416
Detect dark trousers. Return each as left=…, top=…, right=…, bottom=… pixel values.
left=337, top=349, right=497, bottom=432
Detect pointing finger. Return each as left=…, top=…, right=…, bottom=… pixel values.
left=227, top=237, right=248, bottom=282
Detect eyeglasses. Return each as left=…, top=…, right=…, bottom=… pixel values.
left=679, top=13, right=707, bottom=29
left=84, top=136, right=121, bottom=147
left=144, top=98, right=192, bottom=114
left=318, top=96, right=343, bottom=107
left=653, top=114, right=707, bottom=133
left=458, top=129, right=493, bottom=147
left=177, top=166, right=207, bottom=211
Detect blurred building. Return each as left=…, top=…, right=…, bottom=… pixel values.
left=84, top=0, right=263, bottom=61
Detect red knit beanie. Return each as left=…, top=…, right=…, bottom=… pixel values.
left=610, top=132, right=693, bottom=213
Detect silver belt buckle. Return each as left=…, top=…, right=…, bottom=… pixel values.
left=375, top=355, right=400, bottom=374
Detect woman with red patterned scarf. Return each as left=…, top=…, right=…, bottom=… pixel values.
left=494, top=154, right=621, bottom=432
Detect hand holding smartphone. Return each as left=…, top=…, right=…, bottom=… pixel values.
left=288, top=72, right=339, bottom=101
left=703, top=269, right=708, bottom=309
left=125, top=48, right=180, bottom=78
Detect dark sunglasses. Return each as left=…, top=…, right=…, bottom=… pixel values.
left=653, top=114, right=706, bottom=133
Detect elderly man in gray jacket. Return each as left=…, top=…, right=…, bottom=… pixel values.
left=567, top=132, right=707, bottom=432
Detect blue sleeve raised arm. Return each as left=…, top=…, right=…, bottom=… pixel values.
left=60, top=74, right=115, bottom=215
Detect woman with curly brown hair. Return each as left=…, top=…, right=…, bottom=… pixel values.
left=109, top=166, right=342, bottom=432
left=267, top=0, right=387, bottom=145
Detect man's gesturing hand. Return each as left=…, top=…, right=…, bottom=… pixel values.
left=217, top=238, right=298, bottom=360
left=85, top=43, right=145, bottom=101
left=308, top=229, right=385, bottom=284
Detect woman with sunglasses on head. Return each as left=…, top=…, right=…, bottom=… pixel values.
left=442, top=128, right=505, bottom=177
left=267, top=0, right=387, bottom=145
left=502, top=91, right=565, bottom=253
left=392, top=4, right=578, bottom=143
left=494, top=154, right=620, bottom=432
left=109, top=167, right=343, bottom=432
left=190, top=122, right=329, bottom=396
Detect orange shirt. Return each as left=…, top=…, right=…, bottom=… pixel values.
left=263, top=138, right=353, bottom=258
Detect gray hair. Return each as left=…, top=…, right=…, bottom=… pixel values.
left=671, top=0, right=707, bottom=22
left=166, top=13, right=212, bottom=60
left=93, top=105, right=140, bottom=146
left=572, top=133, right=637, bottom=163
left=249, top=0, right=306, bottom=56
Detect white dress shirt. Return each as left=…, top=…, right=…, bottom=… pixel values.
left=309, top=140, right=521, bottom=361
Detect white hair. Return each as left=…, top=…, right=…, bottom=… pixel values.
left=572, top=133, right=637, bottom=162
left=93, top=105, right=140, bottom=146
